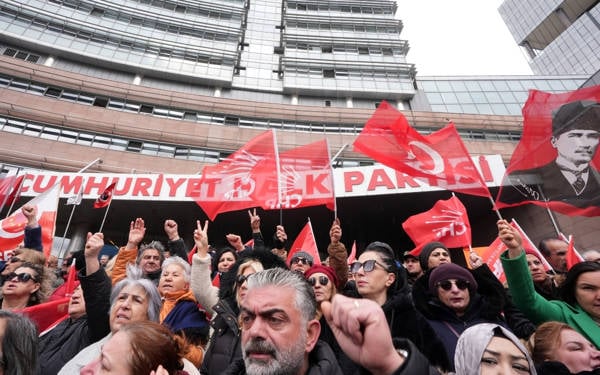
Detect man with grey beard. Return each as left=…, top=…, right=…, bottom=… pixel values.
left=225, top=267, right=432, bottom=375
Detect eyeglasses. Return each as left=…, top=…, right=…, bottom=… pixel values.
left=436, top=279, right=470, bottom=291
left=350, top=259, right=388, bottom=273
left=236, top=273, right=253, bottom=286
left=290, top=257, right=311, bottom=266
left=9, top=257, right=21, bottom=263
left=308, top=276, right=329, bottom=287
left=6, top=272, right=38, bottom=283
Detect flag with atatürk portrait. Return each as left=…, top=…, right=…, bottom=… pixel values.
left=496, top=85, right=600, bottom=217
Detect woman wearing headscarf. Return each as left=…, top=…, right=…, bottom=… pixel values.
left=455, top=323, right=537, bottom=375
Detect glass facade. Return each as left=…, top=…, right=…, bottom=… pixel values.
left=499, top=0, right=600, bottom=76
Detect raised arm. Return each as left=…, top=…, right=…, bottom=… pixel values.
left=164, top=219, right=187, bottom=258
left=22, top=204, right=42, bottom=251
left=111, top=218, right=146, bottom=284
left=81, top=232, right=111, bottom=342
left=190, top=220, right=219, bottom=315
left=327, top=218, right=348, bottom=287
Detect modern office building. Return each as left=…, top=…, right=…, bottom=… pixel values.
left=1, top=0, right=598, bottom=254
left=499, top=0, right=600, bottom=76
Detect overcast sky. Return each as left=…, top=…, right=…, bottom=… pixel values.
left=396, top=0, right=533, bottom=76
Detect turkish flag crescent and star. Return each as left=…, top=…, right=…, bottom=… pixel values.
left=403, top=195, right=472, bottom=255
left=496, top=85, right=600, bottom=216
left=93, top=182, right=116, bottom=209
left=353, top=101, right=490, bottom=198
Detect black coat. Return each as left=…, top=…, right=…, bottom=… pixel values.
left=37, top=268, right=111, bottom=375
left=200, top=249, right=287, bottom=375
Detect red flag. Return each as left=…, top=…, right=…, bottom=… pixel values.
left=264, top=139, right=335, bottom=211
left=0, top=184, right=60, bottom=260
left=354, top=101, right=490, bottom=197
left=196, top=130, right=277, bottom=220
left=347, top=240, right=357, bottom=264
left=496, top=86, right=600, bottom=216
left=212, top=272, right=221, bottom=288
left=64, top=259, right=77, bottom=297
left=287, top=220, right=321, bottom=266
left=561, top=234, right=584, bottom=270
left=403, top=195, right=471, bottom=255
left=0, top=174, right=25, bottom=207
left=93, top=183, right=116, bottom=209
left=21, top=297, right=70, bottom=333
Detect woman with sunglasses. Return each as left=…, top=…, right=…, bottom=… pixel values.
left=423, top=262, right=519, bottom=371
left=349, top=241, right=451, bottom=372
left=1, top=262, right=49, bottom=311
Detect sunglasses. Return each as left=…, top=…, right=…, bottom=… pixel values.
left=9, top=257, right=21, bottom=264
left=6, top=272, right=38, bottom=283
left=308, top=276, right=329, bottom=287
left=436, top=279, right=470, bottom=291
left=350, top=259, right=388, bottom=273
left=236, top=273, right=253, bottom=286
left=290, top=257, right=311, bottom=266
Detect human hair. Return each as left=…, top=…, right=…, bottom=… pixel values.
left=161, top=256, right=191, bottom=283
left=363, top=241, right=403, bottom=294
left=13, top=248, right=46, bottom=266
left=136, top=241, right=165, bottom=265
left=0, top=310, right=38, bottom=375
left=16, top=261, right=52, bottom=305
left=527, top=321, right=573, bottom=365
left=119, top=321, right=185, bottom=374
left=246, top=268, right=316, bottom=324
left=538, top=238, right=559, bottom=257
left=560, top=261, right=600, bottom=306
left=111, top=265, right=162, bottom=322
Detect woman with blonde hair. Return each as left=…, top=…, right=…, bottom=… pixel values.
left=1, top=262, right=51, bottom=310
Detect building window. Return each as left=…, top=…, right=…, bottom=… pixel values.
left=323, top=69, right=335, bottom=78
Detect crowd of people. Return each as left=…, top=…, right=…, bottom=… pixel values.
left=0, top=205, right=599, bottom=375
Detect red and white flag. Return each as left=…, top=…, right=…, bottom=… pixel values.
left=266, top=139, right=335, bottom=211
left=403, top=195, right=471, bottom=255
left=496, top=86, right=600, bottom=216
left=196, top=130, right=277, bottom=220
left=354, top=101, right=490, bottom=198
left=560, top=233, right=584, bottom=270
left=93, top=182, right=116, bottom=209
left=287, top=220, right=321, bottom=266
left=347, top=240, right=357, bottom=264
left=0, top=173, right=25, bottom=209
left=0, top=183, right=60, bottom=259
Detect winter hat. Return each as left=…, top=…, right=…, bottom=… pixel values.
left=419, top=241, right=448, bottom=271
left=429, top=263, right=477, bottom=295
left=290, top=251, right=314, bottom=265
left=305, top=264, right=340, bottom=289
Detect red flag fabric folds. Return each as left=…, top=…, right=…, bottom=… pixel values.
left=496, top=85, right=600, bottom=216
left=196, top=130, right=277, bottom=220
left=0, top=174, right=25, bottom=207
left=354, top=101, right=490, bottom=198
left=287, top=220, right=321, bottom=266
left=21, top=297, right=70, bottom=333
left=0, top=184, right=60, bottom=259
left=403, top=195, right=471, bottom=255
left=93, top=183, right=116, bottom=209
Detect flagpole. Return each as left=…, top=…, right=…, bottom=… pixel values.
left=5, top=168, right=24, bottom=217
left=329, top=141, right=346, bottom=220
left=272, top=130, right=283, bottom=225
left=537, top=185, right=561, bottom=236
left=488, top=196, right=503, bottom=221
left=0, top=167, right=21, bottom=217
left=98, top=196, right=113, bottom=233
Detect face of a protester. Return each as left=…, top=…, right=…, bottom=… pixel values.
left=403, top=257, right=422, bottom=277
left=526, top=254, right=547, bottom=283
left=544, top=240, right=568, bottom=272
left=436, top=279, right=471, bottom=315
left=109, top=284, right=150, bottom=333
left=1, top=266, right=40, bottom=299
left=548, top=329, right=600, bottom=373
left=236, top=266, right=257, bottom=305
left=138, top=249, right=161, bottom=275
left=553, top=129, right=600, bottom=166
left=289, top=257, right=311, bottom=273
left=68, top=285, right=86, bottom=319
left=239, top=285, right=314, bottom=375
left=427, top=248, right=451, bottom=269
left=354, top=251, right=394, bottom=302
left=1, top=256, right=23, bottom=276
left=480, top=336, right=531, bottom=375
left=218, top=251, right=236, bottom=273
left=79, top=330, right=132, bottom=375
left=574, top=271, right=600, bottom=322
left=158, top=263, right=189, bottom=295
left=308, top=272, right=335, bottom=303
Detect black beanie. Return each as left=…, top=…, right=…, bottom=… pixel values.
left=418, top=241, right=448, bottom=271
left=429, top=263, right=477, bottom=295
